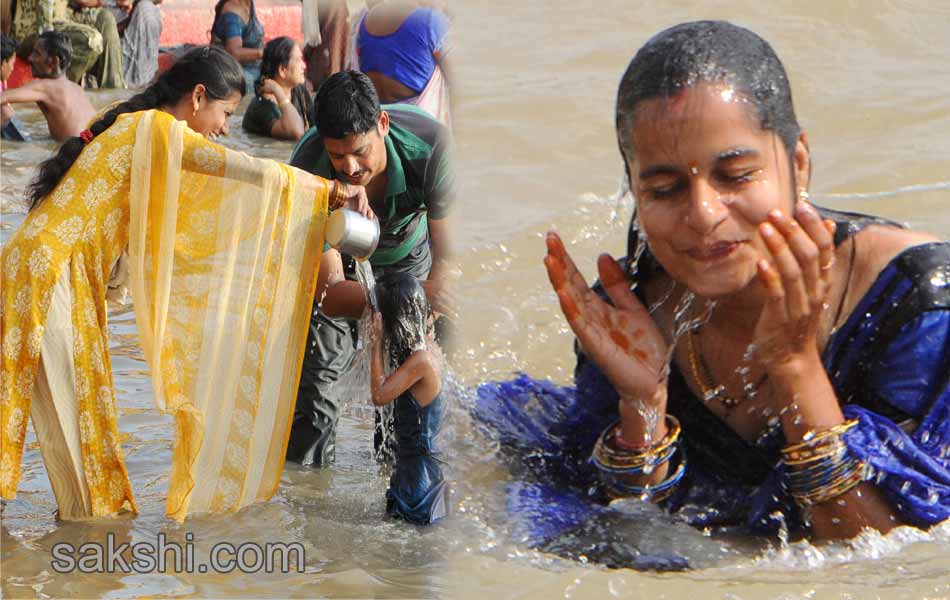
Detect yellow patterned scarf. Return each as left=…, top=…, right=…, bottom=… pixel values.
left=1, top=109, right=328, bottom=521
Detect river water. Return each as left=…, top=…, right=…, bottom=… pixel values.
left=2, top=1, right=950, bottom=598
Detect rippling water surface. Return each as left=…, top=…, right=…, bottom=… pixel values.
left=3, top=1, right=950, bottom=598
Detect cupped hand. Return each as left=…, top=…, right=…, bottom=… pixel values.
left=544, top=231, right=668, bottom=406
left=753, top=200, right=836, bottom=374
left=342, top=184, right=374, bottom=220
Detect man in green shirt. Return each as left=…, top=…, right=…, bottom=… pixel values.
left=287, top=71, right=455, bottom=466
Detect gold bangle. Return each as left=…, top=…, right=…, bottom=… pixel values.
left=782, top=439, right=847, bottom=467
left=789, top=461, right=867, bottom=506
left=329, top=181, right=347, bottom=210
left=593, top=415, right=681, bottom=470
left=782, top=419, right=859, bottom=456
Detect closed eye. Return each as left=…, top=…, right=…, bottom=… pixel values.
left=717, top=169, right=760, bottom=185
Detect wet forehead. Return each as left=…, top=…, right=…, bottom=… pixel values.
left=629, top=84, right=769, bottom=166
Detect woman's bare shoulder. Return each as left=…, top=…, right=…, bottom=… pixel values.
left=849, top=224, right=941, bottom=280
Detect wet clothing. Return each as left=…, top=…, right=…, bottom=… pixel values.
left=385, top=388, right=448, bottom=525
left=1, top=118, right=32, bottom=141
left=242, top=84, right=314, bottom=138
left=286, top=105, right=453, bottom=466
left=0, top=110, right=332, bottom=520
left=472, top=208, right=950, bottom=558
left=357, top=7, right=449, bottom=94
left=211, top=1, right=264, bottom=92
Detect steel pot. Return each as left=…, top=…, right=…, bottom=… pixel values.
left=325, top=209, right=380, bottom=261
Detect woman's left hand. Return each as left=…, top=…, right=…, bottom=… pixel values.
left=753, top=199, right=836, bottom=375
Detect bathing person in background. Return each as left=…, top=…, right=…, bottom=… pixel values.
left=302, top=0, right=349, bottom=93
left=212, top=0, right=264, bottom=93
left=476, top=20, right=950, bottom=546
left=370, top=272, right=448, bottom=525
left=0, top=45, right=372, bottom=521
left=0, top=32, right=28, bottom=139
left=116, top=0, right=163, bottom=88
left=1, top=33, right=17, bottom=87
left=286, top=71, right=455, bottom=467
left=356, top=0, right=452, bottom=125
left=0, top=31, right=95, bottom=141
left=242, top=36, right=313, bottom=141
left=11, top=0, right=103, bottom=85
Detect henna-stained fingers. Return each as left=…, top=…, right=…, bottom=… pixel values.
left=598, top=253, right=641, bottom=313
left=760, top=221, right=810, bottom=321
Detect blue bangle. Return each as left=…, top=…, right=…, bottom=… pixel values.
left=590, top=442, right=678, bottom=475
left=603, top=446, right=687, bottom=498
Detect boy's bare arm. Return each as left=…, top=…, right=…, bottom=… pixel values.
left=0, top=80, right=50, bottom=107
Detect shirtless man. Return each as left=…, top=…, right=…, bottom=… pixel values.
left=0, top=31, right=96, bottom=142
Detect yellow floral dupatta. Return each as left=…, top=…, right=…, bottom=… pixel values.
left=1, top=109, right=327, bottom=521
left=128, top=111, right=327, bottom=520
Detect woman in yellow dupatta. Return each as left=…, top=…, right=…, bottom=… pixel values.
left=1, top=46, right=371, bottom=521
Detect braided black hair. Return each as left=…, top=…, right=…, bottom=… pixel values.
left=28, top=46, right=245, bottom=210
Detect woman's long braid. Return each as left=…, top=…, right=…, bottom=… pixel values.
left=27, top=45, right=246, bottom=211
left=27, top=84, right=171, bottom=210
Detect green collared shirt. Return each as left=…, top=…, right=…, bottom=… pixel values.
left=290, top=104, right=454, bottom=267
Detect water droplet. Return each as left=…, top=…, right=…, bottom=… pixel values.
left=930, top=270, right=949, bottom=288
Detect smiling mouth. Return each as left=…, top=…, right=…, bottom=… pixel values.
left=685, top=241, right=743, bottom=261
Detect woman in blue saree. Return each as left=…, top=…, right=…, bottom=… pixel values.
left=474, top=21, right=950, bottom=559
left=212, top=0, right=264, bottom=93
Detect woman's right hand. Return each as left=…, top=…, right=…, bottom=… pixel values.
left=341, top=183, right=375, bottom=220
left=260, top=78, right=283, bottom=99
left=544, top=231, right=669, bottom=409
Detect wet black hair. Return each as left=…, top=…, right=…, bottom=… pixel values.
left=314, top=71, right=381, bottom=139
left=36, top=30, right=73, bottom=72
left=1, top=33, right=17, bottom=61
left=615, top=20, right=800, bottom=172
left=28, top=46, right=245, bottom=210
left=256, top=35, right=296, bottom=96
left=376, top=272, right=431, bottom=369
left=615, top=21, right=803, bottom=274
